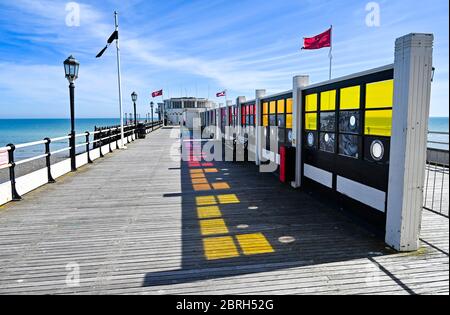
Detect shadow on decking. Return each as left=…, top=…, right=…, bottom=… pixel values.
left=142, top=140, right=394, bottom=288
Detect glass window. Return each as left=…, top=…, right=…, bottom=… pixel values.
left=278, top=115, right=286, bottom=127
left=286, top=114, right=293, bottom=129
left=263, top=102, right=269, bottom=114
left=270, top=101, right=276, bottom=114
left=277, top=100, right=285, bottom=113
left=364, top=110, right=393, bottom=136
left=305, top=94, right=317, bottom=112
left=340, top=86, right=360, bottom=110
left=366, top=80, right=394, bottom=109
left=263, top=115, right=269, bottom=127
left=339, top=134, right=360, bottom=158
left=320, top=90, right=336, bottom=111
left=305, top=113, right=317, bottom=130
left=320, top=112, right=336, bottom=132
left=286, top=98, right=293, bottom=113
left=339, top=111, right=360, bottom=134
left=269, top=115, right=276, bottom=126
left=320, top=133, right=336, bottom=153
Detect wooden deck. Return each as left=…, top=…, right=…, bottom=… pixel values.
left=0, top=128, right=448, bottom=295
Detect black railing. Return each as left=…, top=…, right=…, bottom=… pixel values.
left=0, top=121, right=162, bottom=202
left=425, top=131, right=449, bottom=218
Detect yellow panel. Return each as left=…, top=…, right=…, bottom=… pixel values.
left=263, top=102, right=269, bottom=114
left=277, top=100, right=285, bottom=114
left=365, top=110, right=393, bottom=136
left=197, top=206, right=222, bottom=219
left=340, top=86, right=360, bottom=110
left=191, top=173, right=206, bottom=179
left=269, top=101, right=276, bottom=114
left=236, top=233, right=275, bottom=255
left=192, top=178, right=208, bottom=184
left=203, top=237, right=239, bottom=260
left=263, top=115, right=269, bottom=127
left=305, top=94, right=317, bottom=112
left=196, top=196, right=217, bottom=206
left=193, top=184, right=212, bottom=191
left=200, top=219, right=229, bottom=236
left=218, top=194, right=240, bottom=204
left=190, top=169, right=204, bottom=174
left=286, top=114, right=293, bottom=129
left=286, top=98, right=293, bottom=113
left=305, top=113, right=317, bottom=130
left=320, top=90, right=336, bottom=111
left=204, top=168, right=219, bottom=173
left=366, top=80, right=394, bottom=109
left=212, top=182, right=231, bottom=190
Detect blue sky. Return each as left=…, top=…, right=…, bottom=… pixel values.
left=0, top=0, right=448, bottom=118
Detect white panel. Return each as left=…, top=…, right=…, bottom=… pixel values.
left=304, top=164, right=333, bottom=188
left=16, top=168, right=48, bottom=196
left=52, top=159, right=71, bottom=179
left=76, top=153, right=88, bottom=168
left=90, top=148, right=100, bottom=161
left=262, top=149, right=276, bottom=163
left=0, top=181, right=12, bottom=205
left=337, top=176, right=386, bottom=212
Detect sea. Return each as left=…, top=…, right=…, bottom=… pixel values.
left=0, top=117, right=448, bottom=159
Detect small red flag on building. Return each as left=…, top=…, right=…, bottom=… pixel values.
left=302, top=27, right=332, bottom=50
left=216, top=90, right=226, bottom=97
left=152, top=89, right=163, bottom=98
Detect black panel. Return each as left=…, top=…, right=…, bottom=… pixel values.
left=320, top=112, right=336, bottom=132
left=304, top=131, right=318, bottom=150
left=364, top=136, right=390, bottom=164
left=339, top=111, right=360, bottom=134
left=278, top=115, right=286, bottom=128
left=319, top=132, right=336, bottom=153
left=339, top=134, right=360, bottom=159
left=269, top=115, right=276, bottom=126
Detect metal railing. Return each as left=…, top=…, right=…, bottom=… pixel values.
left=0, top=120, right=162, bottom=202
left=425, top=131, right=449, bottom=217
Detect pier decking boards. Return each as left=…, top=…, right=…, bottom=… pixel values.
left=0, top=128, right=448, bottom=295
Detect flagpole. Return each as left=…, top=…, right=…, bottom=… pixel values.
left=114, top=11, right=125, bottom=149
left=329, top=25, right=333, bottom=80
left=161, top=93, right=165, bottom=127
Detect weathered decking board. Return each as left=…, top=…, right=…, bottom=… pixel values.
left=0, top=128, right=448, bottom=295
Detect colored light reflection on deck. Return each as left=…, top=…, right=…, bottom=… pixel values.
left=212, top=183, right=231, bottom=190
left=236, top=233, right=275, bottom=255
left=217, top=194, right=240, bottom=204
left=197, top=206, right=222, bottom=219
left=200, top=219, right=229, bottom=236
left=196, top=196, right=217, bottom=206
left=203, top=237, right=239, bottom=260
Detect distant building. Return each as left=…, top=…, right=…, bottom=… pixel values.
left=161, top=97, right=216, bottom=128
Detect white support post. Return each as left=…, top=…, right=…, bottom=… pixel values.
left=236, top=96, right=246, bottom=137
left=291, top=75, right=310, bottom=188
left=386, top=33, right=434, bottom=252
left=255, top=89, right=266, bottom=166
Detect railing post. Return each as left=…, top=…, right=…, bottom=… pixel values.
left=108, top=129, right=113, bottom=153
left=86, top=132, right=93, bottom=164
left=6, top=144, right=22, bottom=201
left=386, top=33, right=434, bottom=252
left=44, top=138, right=56, bottom=183
left=99, top=129, right=104, bottom=158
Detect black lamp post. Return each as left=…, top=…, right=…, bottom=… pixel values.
left=131, top=92, right=138, bottom=126
left=150, top=102, right=154, bottom=131
left=63, top=55, right=80, bottom=172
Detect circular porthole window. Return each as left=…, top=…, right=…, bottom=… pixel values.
left=307, top=132, right=314, bottom=147
left=370, top=140, right=385, bottom=161
left=324, top=133, right=330, bottom=143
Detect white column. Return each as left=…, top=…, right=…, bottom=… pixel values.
left=386, top=33, right=434, bottom=252
left=255, top=89, right=266, bottom=165
left=291, top=75, right=310, bottom=188
left=236, top=96, right=246, bottom=136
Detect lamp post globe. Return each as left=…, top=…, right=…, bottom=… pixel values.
left=63, top=55, right=79, bottom=172
left=131, top=92, right=138, bottom=126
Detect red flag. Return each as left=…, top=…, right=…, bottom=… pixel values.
left=302, top=27, right=332, bottom=50
left=216, top=91, right=226, bottom=97
left=152, top=89, right=163, bottom=98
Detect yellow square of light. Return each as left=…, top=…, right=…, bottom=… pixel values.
left=196, top=196, right=217, bottom=206
left=190, top=169, right=204, bottom=174
left=191, top=173, right=206, bottom=179
left=236, top=233, right=275, bottom=256
left=204, top=168, right=219, bottom=173
left=197, top=206, right=222, bottom=219
left=193, top=184, right=212, bottom=191
left=212, top=182, right=231, bottom=190
left=218, top=194, right=240, bottom=204
left=203, top=237, right=239, bottom=261
left=200, top=219, right=229, bottom=236
left=192, top=178, right=208, bottom=184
